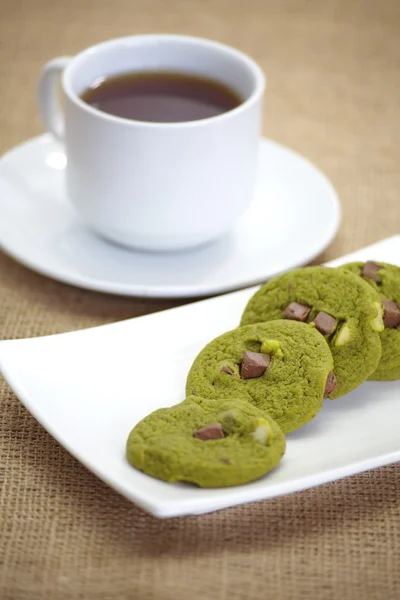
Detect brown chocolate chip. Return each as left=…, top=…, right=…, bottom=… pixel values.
left=362, top=261, right=382, bottom=282
left=313, top=312, right=337, bottom=335
left=220, top=457, right=232, bottom=464
left=193, top=423, right=225, bottom=441
left=221, top=365, right=234, bottom=375
left=324, top=371, right=337, bottom=397
left=282, top=302, right=311, bottom=322
left=383, top=300, right=400, bottom=329
left=240, top=351, right=271, bottom=379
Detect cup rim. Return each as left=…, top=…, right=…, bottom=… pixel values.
left=62, top=33, right=266, bottom=129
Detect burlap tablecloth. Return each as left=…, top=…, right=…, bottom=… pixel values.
left=1, top=0, right=399, bottom=598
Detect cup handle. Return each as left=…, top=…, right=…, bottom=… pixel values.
left=37, top=57, right=71, bottom=141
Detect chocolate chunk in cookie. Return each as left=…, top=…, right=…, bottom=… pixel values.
left=282, top=302, right=311, bottom=322
left=362, top=261, right=382, bottom=282
left=193, top=423, right=225, bottom=440
left=383, top=300, right=400, bottom=329
left=324, top=371, right=337, bottom=397
left=313, top=312, right=337, bottom=335
left=240, top=351, right=270, bottom=379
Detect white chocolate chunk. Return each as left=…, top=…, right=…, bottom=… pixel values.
left=252, top=420, right=269, bottom=445
left=370, top=302, right=384, bottom=332
left=335, top=325, right=351, bottom=346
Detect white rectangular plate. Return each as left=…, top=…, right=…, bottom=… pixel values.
left=1, top=236, right=399, bottom=518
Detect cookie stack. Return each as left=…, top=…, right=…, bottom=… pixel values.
left=127, top=262, right=400, bottom=488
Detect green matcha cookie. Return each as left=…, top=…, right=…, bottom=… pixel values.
left=186, top=320, right=333, bottom=434
left=240, top=266, right=383, bottom=398
left=126, top=396, right=285, bottom=488
left=340, top=261, right=400, bottom=380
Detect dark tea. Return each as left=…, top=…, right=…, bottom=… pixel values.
left=80, top=71, right=243, bottom=123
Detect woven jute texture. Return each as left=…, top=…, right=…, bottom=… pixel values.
left=1, top=0, right=400, bottom=598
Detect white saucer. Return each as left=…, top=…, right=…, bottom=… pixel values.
left=0, top=135, right=340, bottom=298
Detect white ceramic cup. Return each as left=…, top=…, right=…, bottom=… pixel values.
left=38, top=35, right=265, bottom=251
